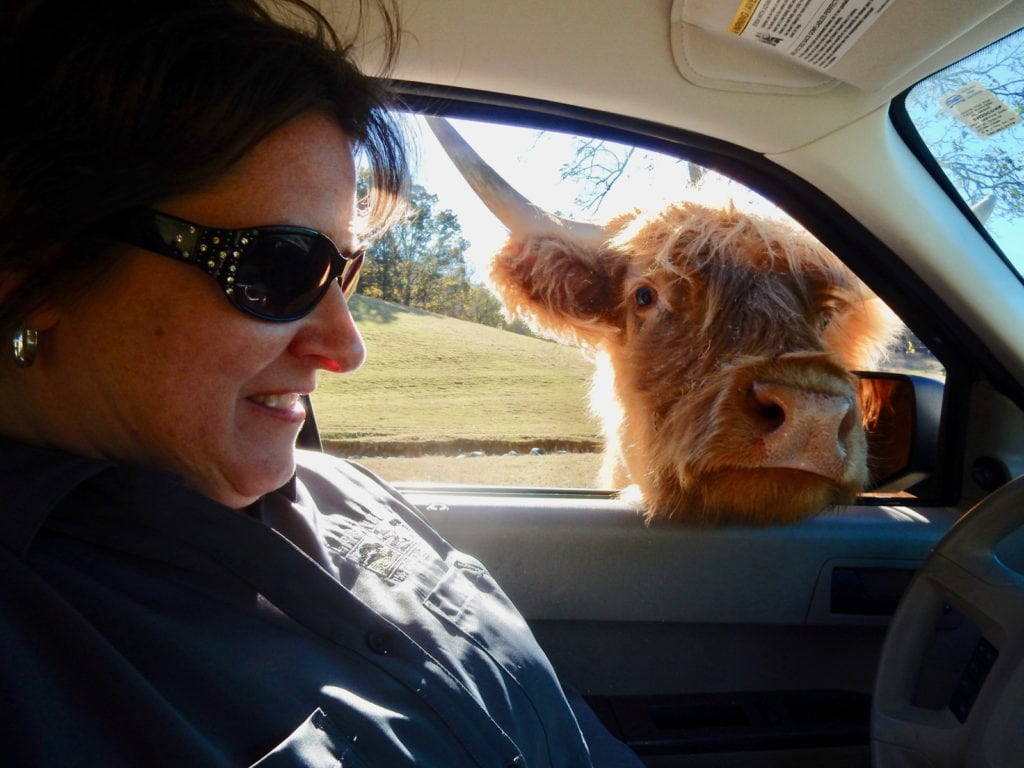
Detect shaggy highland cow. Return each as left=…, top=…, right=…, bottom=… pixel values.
left=427, top=118, right=902, bottom=525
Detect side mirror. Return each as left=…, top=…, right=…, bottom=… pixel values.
left=858, top=372, right=943, bottom=494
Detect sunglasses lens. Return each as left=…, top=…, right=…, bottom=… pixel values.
left=232, top=231, right=336, bottom=319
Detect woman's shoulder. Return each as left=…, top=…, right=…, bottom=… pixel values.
left=293, top=449, right=393, bottom=496
left=0, top=436, right=118, bottom=556
left=291, top=448, right=451, bottom=556
left=292, top=450, right=422, bottom=520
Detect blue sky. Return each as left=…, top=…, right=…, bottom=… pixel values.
left=408, top=115, right=784, bottom=281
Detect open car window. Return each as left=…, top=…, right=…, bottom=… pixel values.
left=310, top=114, right=945, bottom=502
left=900, top=28, right=1024, bottom=277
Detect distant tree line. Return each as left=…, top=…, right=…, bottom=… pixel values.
left=356, top=171, right=530, bottom=334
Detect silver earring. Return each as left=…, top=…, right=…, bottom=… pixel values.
left=11, top=325, right=38, bottom=368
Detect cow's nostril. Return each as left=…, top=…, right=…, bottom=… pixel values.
left=751, top=382, right=789, bottom=431
left=838, top=406, right=857, bottom=439
left=758, top=402, right=786, bottom=428
left=749, top=379, right=857, bottom=479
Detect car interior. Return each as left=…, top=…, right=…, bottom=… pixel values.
left=299, top=1, right=1024, bottom=765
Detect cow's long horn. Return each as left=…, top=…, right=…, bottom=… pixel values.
left=971, top=194, right=995, bottom=224
left=425, top=116, right=606, bottom=245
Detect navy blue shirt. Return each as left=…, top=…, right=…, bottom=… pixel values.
left=0, top=438, right=638, bottom=767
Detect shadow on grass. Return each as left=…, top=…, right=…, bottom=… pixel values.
left=350, top=295, right=455, bottom=325
left=349, top=295, right=406, bottom=324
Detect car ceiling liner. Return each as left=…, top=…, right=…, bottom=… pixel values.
left=670, top=0, right=1015, bottom=95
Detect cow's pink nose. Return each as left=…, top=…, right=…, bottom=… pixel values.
left=750, top=381, right=857, bottom=479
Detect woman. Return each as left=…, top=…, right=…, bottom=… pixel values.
left=0, top=1, right=641, bottom=766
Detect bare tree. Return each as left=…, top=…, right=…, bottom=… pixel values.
left=896, top=35, right=1023, bottom=219
left=557, top=36, right=1023, bottom=221
left=558, top=137, right=706, bottom=212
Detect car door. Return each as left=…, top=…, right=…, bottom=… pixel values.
left=309, top=97, right=1024, bottom=767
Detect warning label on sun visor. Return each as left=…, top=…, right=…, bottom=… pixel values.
left=728, top=0, right=892, bottom=73
left=940, top=83, right=1022, bottom=139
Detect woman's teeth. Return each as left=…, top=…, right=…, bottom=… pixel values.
left=253, top=393, right=299, bottom=410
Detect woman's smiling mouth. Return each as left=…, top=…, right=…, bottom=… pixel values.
left=249, top=392, right=307, bottom=419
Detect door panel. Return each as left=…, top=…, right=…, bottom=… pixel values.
left=405, top=490, right=957, bottom=764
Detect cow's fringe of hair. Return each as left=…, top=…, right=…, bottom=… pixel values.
left=612, top=201, right=902, bottom=371
left=614, top=201, right=851, bottom=284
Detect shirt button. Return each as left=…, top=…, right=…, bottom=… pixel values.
left=365, top=630, right=393, bottom=656
left=507, top=757, right=523, bottom=767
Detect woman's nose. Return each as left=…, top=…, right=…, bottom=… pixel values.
left=291, top=282, right=366, bottom=373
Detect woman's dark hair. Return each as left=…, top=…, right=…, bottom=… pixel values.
left=0, top=0, right=408, bottom=334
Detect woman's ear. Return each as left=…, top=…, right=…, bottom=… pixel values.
left=0, top=268, right=61, bottom=332
left=0, top=269, right=28, bottom=304
left=25, top=303, right=61, bottom=332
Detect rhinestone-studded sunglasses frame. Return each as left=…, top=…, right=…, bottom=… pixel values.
left=99, top=208, right=365, bottom=321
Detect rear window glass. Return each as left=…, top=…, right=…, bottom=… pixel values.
left=901, top=28, right=1024, bottom=277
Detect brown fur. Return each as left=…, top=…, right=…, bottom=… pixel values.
left=490, top=202, right=902, bottom=525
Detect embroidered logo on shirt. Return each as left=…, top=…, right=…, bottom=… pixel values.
left=323, top=516, right=430, bottom=583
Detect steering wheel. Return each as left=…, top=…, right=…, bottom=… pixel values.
left=871, top=474, right=1024, bottom=767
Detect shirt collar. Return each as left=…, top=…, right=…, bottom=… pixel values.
left=0, top=435, right=114, bottom=557
left=0, top=435, right=301, bottom=557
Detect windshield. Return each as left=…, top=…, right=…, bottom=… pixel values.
left=901, top=29, right=1024, bottom=280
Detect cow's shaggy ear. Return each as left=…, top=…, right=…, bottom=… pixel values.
left=827, top=295, right=904, bottom=371
left=490, top=234, right=624, bottom=346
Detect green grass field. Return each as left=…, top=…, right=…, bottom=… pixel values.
left=353, top=452, right=604, bottom=488
left=311, top=295, right=602, bottom=455
left=310, top=295, right=943, bottom=488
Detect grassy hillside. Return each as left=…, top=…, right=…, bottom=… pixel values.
left=311, top=296, right=602, bottom=454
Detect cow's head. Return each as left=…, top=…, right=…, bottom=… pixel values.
left=428, top=118, right=902, bottom=524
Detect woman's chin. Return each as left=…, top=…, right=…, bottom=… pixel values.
left=204, top=448, right=298, bottom=508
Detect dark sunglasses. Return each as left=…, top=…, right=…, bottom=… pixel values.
left=100, top=208, right=365, bottom=321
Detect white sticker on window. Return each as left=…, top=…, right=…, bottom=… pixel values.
left=728, top=0, right=892, bottom=72
left=940, top=82, right=1023, bottom=139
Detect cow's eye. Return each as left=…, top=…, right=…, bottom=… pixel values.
left=636, top=286, right=656, bottom=307
left=820, top=307, right=837, bottom=330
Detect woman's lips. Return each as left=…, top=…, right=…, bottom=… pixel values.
left=248, top=392, right=307, bottom=421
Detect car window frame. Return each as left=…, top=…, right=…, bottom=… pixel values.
left=323, top=81, right=1017, bottom=509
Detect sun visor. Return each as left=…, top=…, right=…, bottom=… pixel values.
left=671, top=0, right=1015, bottom=94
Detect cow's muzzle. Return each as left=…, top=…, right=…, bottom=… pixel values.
left=749, top=380, right=860, bottom=481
